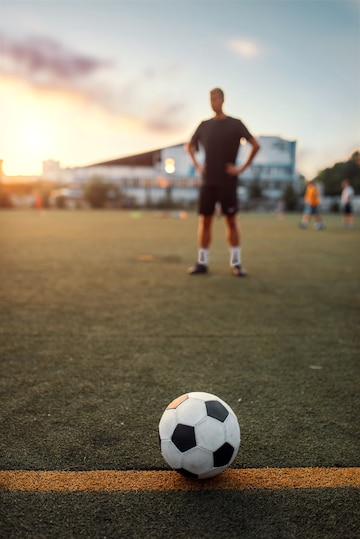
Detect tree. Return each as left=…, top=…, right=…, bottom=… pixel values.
left=84, top=177, right=108, bottom=208
left=282, top=183, right=298, bottom=211
left=84, top=177, right=125, bottom=208
left=315, top=151, right=360, bottom=196
left=249, top=179, right=262, bottom=200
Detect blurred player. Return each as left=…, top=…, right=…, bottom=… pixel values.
left=340, top=179, right=355, bottom=228
left=299, top=179, right=325, bottom=230
left=186, top=87, right=260, bottom=276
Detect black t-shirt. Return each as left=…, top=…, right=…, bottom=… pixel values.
left=190, top=116, right=253, bottom=185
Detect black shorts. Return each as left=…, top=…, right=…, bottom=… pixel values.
left=198, top=183, right=238, bottom=216
left=343, top=202, right=353, bottom=215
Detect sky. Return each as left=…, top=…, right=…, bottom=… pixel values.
left=0, top=0, right=359, bottom=178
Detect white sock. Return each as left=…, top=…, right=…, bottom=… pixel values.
left=198, top=248, right=209, bottom=266
left=230, top=246, right=241, bottom=267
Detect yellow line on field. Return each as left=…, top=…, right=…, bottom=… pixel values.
left=0, top=468, right=359, bottom=492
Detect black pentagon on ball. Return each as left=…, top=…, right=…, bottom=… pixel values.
left=213, top=442, right=235, bottom=467
left=172, top=424, right=196, bottom=452
left=205, top=400, right=229, bottom=422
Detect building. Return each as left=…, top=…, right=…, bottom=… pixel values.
left=43, top=135, right=301, bottom=208
left=240, top=136, right=299, bottom=199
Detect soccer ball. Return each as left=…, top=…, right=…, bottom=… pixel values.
left=158, top=391, right=240, bottom=479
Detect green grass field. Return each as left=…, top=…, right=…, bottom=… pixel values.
left=0, top=209, right=359, bottom=538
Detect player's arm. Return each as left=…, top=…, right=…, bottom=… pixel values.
left=226, top=136, right=260, bottom=176
left=185, top=141, right=205, bottom=175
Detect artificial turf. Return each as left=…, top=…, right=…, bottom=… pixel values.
left=0, top=209, right=359, bottom=538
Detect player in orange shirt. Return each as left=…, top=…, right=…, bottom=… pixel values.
left=299, top=179, right=325, bottom=229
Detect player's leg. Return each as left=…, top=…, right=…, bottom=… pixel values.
left=300, top=205, right=311, bottom=227
left=224, top=214, right=246, bottom=276
left=314, top=206, right=325, bottom=230
left=221, top=185, right=246, bottom=276
left=197, top=214, right=213, bottom=264
left=224, top=213, right=239, bottom=249
left=349, top=205, right=355, bottom=227
left=188, top=187, right=215, bottom=274
left=344, top=203, right=354, bottom=228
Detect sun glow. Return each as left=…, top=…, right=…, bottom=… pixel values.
left=23, top=124, right=48, bottom=150
left=2, top=123, right=54, bottom=177
left=0, top=77, right=155, bottom=177
left=0, top=81, right=58, bottom=176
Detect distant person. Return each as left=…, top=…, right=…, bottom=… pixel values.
left=186, top=87, right=260, bottom=276
left=276, top=198, right=285, bottom=220
left=340, top=179, right=355, bottom=228
left=34, top=194, right=43, bottom=214
left=299, top=179, right=325, bottom=230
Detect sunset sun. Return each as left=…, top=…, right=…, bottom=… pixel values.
left=0, top=80, right=59, bottom=177
left=23, top=124, right=48, bottom=151
left=2, top=120, right=54, bottom=176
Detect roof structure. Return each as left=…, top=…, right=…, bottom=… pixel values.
left=86, top=148, right=163, bottom=168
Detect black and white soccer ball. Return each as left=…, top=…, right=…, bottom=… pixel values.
left=159, top=391, right=240, bottom=479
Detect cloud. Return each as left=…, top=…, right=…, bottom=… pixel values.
left=227, top=38, right=261, bottom=59
left=0, top=33, right=186, bottom=134
left=145, top=101, right=186, bottom=132
left=0, top=34, right=112, bottom=85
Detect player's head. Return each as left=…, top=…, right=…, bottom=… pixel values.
left=210, top=87, right=224, bottom=114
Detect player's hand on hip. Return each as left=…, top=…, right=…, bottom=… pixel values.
left=225, top=163, right=239, bottom=176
